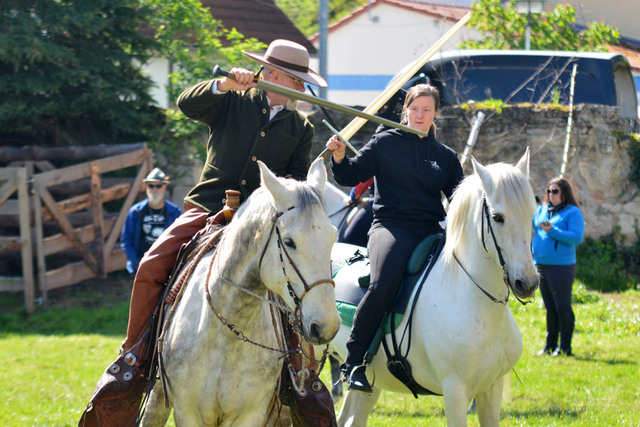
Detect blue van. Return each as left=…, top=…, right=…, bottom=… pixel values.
left=393, top=50, right=638, bottom=127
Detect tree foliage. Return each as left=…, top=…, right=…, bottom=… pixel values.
left=275, top=0, right=367, bottom=37
left=0, top=0, right=160, bottom=147
left=459, top=0, right=620, bottom=51
left=140, top=0, right=264, bottom=163
left=0, top=0, right=264, bottom=150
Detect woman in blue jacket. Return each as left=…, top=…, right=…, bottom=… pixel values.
left=532, top=177, right=585, bottom=357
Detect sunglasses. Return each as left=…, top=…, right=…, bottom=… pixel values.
left=147, top=183, right=165, bottom=189
left=547, top=188, right=560, bottom=195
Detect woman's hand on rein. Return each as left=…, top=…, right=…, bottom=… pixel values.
left=326, top=135, right=346, bottom=163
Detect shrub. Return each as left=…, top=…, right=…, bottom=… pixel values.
left=576, top=225, right=640, bottom=292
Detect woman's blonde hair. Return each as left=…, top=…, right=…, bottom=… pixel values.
left=400, top=84, right=441, bottom=137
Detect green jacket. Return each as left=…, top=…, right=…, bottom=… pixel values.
left=178, top=80, right=314, bottom=213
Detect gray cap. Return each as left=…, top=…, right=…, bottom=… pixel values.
left=143, top=167, right=170, bottom=184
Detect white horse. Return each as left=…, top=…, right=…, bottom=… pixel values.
left=328, top=150, right=538, bottom=427
left=140, top=159, right=341, bottom=427
left=325, top=181, right=353, bottom=233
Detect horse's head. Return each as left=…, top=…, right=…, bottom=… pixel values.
left=255, top=159, right=340, bottom=345
left=446, top=149, right=539, bottom=301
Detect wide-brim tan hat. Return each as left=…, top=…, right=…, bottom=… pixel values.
left=243, top=39, right=327, bottom=88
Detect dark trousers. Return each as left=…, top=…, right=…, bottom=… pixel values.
left=537, top=264, right=576, bottom=353
left=345, top=222, right=434, bottom=368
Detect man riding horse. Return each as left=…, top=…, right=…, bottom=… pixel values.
left=80, top=39, right=327, bottom=426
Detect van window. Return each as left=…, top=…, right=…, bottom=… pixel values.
left=425, top=56, right=615, bottom=106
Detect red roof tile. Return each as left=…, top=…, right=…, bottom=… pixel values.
left=607, top=43, right=640, bottom=72
left=201, top=0, right=316, bottom=54
left=310, top=0, right=470, bottom=43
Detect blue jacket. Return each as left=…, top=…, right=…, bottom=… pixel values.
left=121, top=199, right=182, bottom=273
left=532, top=203, right=585, bottom=266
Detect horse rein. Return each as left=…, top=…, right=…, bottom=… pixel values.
left=203, top=205, right=334, bottom=422
left=205, top=203, right=333, bottom=356
left=455, top=196, right=530, bottom=305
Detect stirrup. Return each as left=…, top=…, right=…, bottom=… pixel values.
left=346, top=364, right=374, bottom=394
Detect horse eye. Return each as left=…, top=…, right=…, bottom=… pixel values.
left=283, top=237, right=296, bottom=249
left=492, top=213, right=505, bottom=223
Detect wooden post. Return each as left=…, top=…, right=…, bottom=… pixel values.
left=16, top=169, right=35, bottom=314
left=32, top=189, right=47, bottom=306
left=90, top=162, right=105, bottom=278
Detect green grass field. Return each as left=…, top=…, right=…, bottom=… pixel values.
left=0, top=280, right=638, bottom=426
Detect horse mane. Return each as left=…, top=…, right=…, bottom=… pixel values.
left=235, top=177, right=328, bottom=224
left=443, top=162, right=536, bottom=266
left=218, top=177, right=328, bottom=281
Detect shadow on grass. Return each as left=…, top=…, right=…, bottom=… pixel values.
left=0, top=301, right=129, bottom=336
left=571, top=355, right=638, bottom=366
left=504, top=405, right=584, bottom=420
left=0, top=275, right=132, bottom=337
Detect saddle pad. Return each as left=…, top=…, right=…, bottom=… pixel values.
left=337, top=301, right=402, bottom=335
left=333, top=234, right=443, bottom=332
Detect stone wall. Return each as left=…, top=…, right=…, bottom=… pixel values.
left=308, top=104, right=639, bottom=243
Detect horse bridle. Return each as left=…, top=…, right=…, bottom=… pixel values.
left=258, top=206, right=336, bottom=320
left=454, top=196, right=530, bottom=305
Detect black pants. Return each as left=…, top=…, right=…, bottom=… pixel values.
left=345, top=222, right=437, bottom=368
left=537, top=264, right=576, bottom=353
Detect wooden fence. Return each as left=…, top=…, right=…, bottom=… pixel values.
left=0, top=146, right=152, bottom=313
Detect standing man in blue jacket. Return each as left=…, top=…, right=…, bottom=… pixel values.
left=121, top=167, right=181, bottom=274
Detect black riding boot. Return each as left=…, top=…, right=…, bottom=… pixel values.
left=341, top=343, right=372, bottom=393
left=342, top=315, right=377, bottom=394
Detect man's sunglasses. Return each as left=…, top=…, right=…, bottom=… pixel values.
left=147, top=183, right=165, bottom=189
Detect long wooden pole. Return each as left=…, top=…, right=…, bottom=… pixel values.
left=338, top=12, right=472, bottom=142
left=256, top=80, right=430, bottom=138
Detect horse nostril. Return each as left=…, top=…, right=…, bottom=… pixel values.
left=310, top=323, right=321, bottom=341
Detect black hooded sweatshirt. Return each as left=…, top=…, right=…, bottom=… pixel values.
left=331, top=128, right=463, bottom=232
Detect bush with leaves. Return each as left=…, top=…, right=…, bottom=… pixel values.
left=576, top=226, right=640, bottom=292
left=626, top=133, right=640, bottom=185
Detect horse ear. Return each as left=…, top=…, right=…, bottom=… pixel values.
left=515, top=147, right=530, bottom=178
left=472, top=156, right=494, bottom=194
left=306, top=158, right=327, bottom=192
left=258, top=161, right=287, bottom=202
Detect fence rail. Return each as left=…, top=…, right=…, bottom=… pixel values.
left=0, top=145, right=152, bottom=312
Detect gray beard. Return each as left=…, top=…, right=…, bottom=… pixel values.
left=285, top=99, right=298, bottom=111
left=148, top=194, right=163, bottom=205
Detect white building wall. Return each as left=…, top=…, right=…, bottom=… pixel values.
left=320, top=4, right=481, bottom=106
left=142, top=57, right=171, bottom=109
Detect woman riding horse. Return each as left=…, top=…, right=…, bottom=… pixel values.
left=325, top=84, right=464, bottom=393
